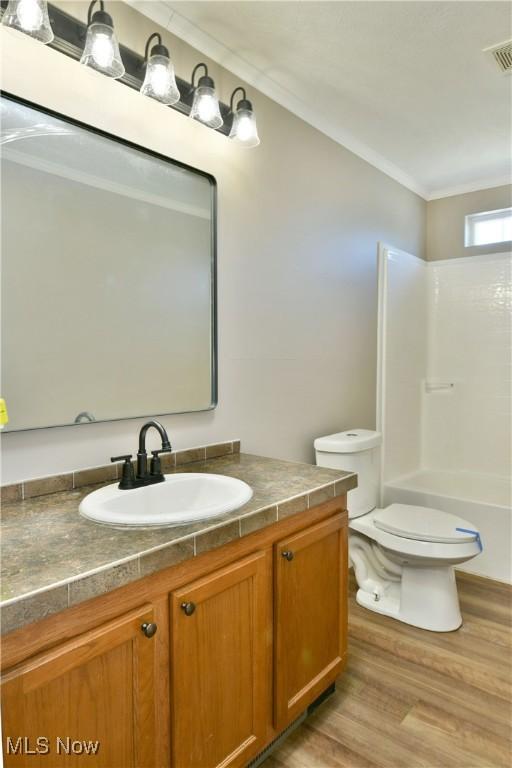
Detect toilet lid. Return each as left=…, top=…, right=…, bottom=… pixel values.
left=373, top=504, right=478, bottom=543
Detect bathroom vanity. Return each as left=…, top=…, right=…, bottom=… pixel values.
left=0, top=447, right=356, bottom=768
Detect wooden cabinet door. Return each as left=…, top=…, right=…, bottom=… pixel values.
left=2, top=605, right=158, bottom=768
left=170, top=551, right=270, bottom=768
left=274, top=514, right=347, bottom=728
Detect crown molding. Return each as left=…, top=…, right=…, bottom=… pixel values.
left=125, top=0, right=428, bottom=199
left=427, top=175, right=512, bottom=201
left=125, top=2, right=511, bottom=204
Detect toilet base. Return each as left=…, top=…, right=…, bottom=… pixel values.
left=355, top=565, right=462, bottom=632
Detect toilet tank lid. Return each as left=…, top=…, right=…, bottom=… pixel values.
left=314, top=429, right=382, bottom=453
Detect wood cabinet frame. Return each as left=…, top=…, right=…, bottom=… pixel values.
left=2, top=605, right=158, bottom=768
left=1, top=497, right=348, bottom=768
left=274, top=515, right=348, bottom=728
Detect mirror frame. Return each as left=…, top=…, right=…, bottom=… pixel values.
left=1, top=92, right=218, bottom=431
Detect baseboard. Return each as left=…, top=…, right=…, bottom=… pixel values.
left=455, top=568, right=512, bottom=590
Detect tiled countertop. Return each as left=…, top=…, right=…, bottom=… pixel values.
left=1, top=452, right=356, bottom=634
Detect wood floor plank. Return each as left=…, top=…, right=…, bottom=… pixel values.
left=268, top=573, right=512, bottom=768
left=273, top=722, right=380, bottom=768
left=348, top=641, right=512, bottom=741
left=402, top=701, right=512, bottom=767
left=459, top=614, right=512, bottom=649
left=348, top=613, right=510, bottom=700
left=307, top=701, right=472, bottom=768
left=342, top=679, right=418, bottom=723
left=458, top=592, right=512, bottom=627
left=319, top=687, right=497, bottom=768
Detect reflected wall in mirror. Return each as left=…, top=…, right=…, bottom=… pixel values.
left=1, top=95, right=217, bottom=432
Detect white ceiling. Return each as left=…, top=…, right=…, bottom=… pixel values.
left=130, top=1, right=512, bottom=199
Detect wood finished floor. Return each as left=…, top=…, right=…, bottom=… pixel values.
left=266, top=572, right=512, bottom=768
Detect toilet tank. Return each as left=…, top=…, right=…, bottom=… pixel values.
left=314, top=429, right=382, bottom=518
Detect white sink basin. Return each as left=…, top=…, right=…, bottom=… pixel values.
left=79, top=473, right=253, bottom=528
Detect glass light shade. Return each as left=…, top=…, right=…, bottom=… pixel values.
left=80, top=21, right=125, bottom=78
left=141, top=54, right=180, bottom=105
left=229, top=107, right=260, bottom=148
left=190, top=85, right=223, bottom=129
left=1, top=0, right=54, bottom=43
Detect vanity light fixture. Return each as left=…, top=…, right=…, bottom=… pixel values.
left=189, top=63, right=223, bottom=130
left=140, top=32, right=180, bottom=105
left=80, top=0, right=124, bottom=79
left=1, top=2, right=260, bottom=145
left=1, top=0, right=54, bottom=43
left=228, top=87, right=260, bottom=148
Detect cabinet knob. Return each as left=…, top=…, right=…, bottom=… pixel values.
left=141, top=622, right=158, bottom=638
left=282, top=550, right=294, bottom=561
left=181, top=601, right=196, bottom=616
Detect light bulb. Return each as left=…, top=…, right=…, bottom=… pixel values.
left=140, top=43, right=180, bottom=105
left=190, top=83, right=223, bottom=130
left=229, top=99, right=260, bottom=148
left=197, top=94, right=217, bottom=123
left=80, top=12, right=124, bottom=79
left=17, top=0, right=43, bottom=30
left=149, top=63, right=170, bottom=96
left=90, top=32, right=114, bottom=69
left=1, top=0, right=54, bottom=43
left=236, top=115, right=254, bottom=142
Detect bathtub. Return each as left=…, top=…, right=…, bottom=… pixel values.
left=383, top=470, right=512, bottom=583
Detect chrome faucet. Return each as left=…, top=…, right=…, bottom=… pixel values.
left=111, top=419, right=173, bottom=490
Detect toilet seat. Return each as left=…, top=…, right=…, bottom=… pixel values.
left=373, top=504, right=477, bottom=544
left=349, top=506, right=481, bottom=563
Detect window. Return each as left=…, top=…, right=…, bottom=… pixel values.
left=465, top=207, right=512, bottom=247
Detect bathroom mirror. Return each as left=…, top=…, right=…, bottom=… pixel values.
left=0, top=95, right=217, bottom=431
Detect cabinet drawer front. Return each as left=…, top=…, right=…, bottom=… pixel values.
left=1, top=605, right=157, bottom=768
left=274, top=514, right=348, bottom=728
left=170, top=551, right=270, bottom=768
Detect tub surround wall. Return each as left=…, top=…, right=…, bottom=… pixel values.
left=380, top=250, right=511, bottom=481
left=0, top=0, right=425, bottom=485
left=426, top=184, right=512, bottom=261
left=424, top=253, right=511, bottom=478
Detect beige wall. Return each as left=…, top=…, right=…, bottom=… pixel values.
left=426, top=185, right=512, bottom=261
left=0, top=2, right=425, bottom=483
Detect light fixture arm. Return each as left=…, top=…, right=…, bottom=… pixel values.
left=144, top=32, right=162, bottom=62
left=87, top=0, right=105, bottom=26
left=230, top=87, right=247, bottom=114
left=191, top=62, right=209, bottom=88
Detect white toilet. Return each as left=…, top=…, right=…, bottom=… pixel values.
left=314, top=429, right=482, bottom=632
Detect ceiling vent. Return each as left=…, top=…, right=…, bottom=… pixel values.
left=483, top=40, right=512, bottom=74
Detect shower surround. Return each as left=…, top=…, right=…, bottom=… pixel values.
left=378, top=247, right=511, bottom=583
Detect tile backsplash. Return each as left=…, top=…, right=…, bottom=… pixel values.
left=1, top=440, right=241, bottom=504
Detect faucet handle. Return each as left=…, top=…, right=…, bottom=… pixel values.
left=111, top=454, right=132, bottom=463
left=111, top=455, right=136, bottom=490
left=151, top=446, right=173, bottom=456
left=150, top=447, right=172, bottom=477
